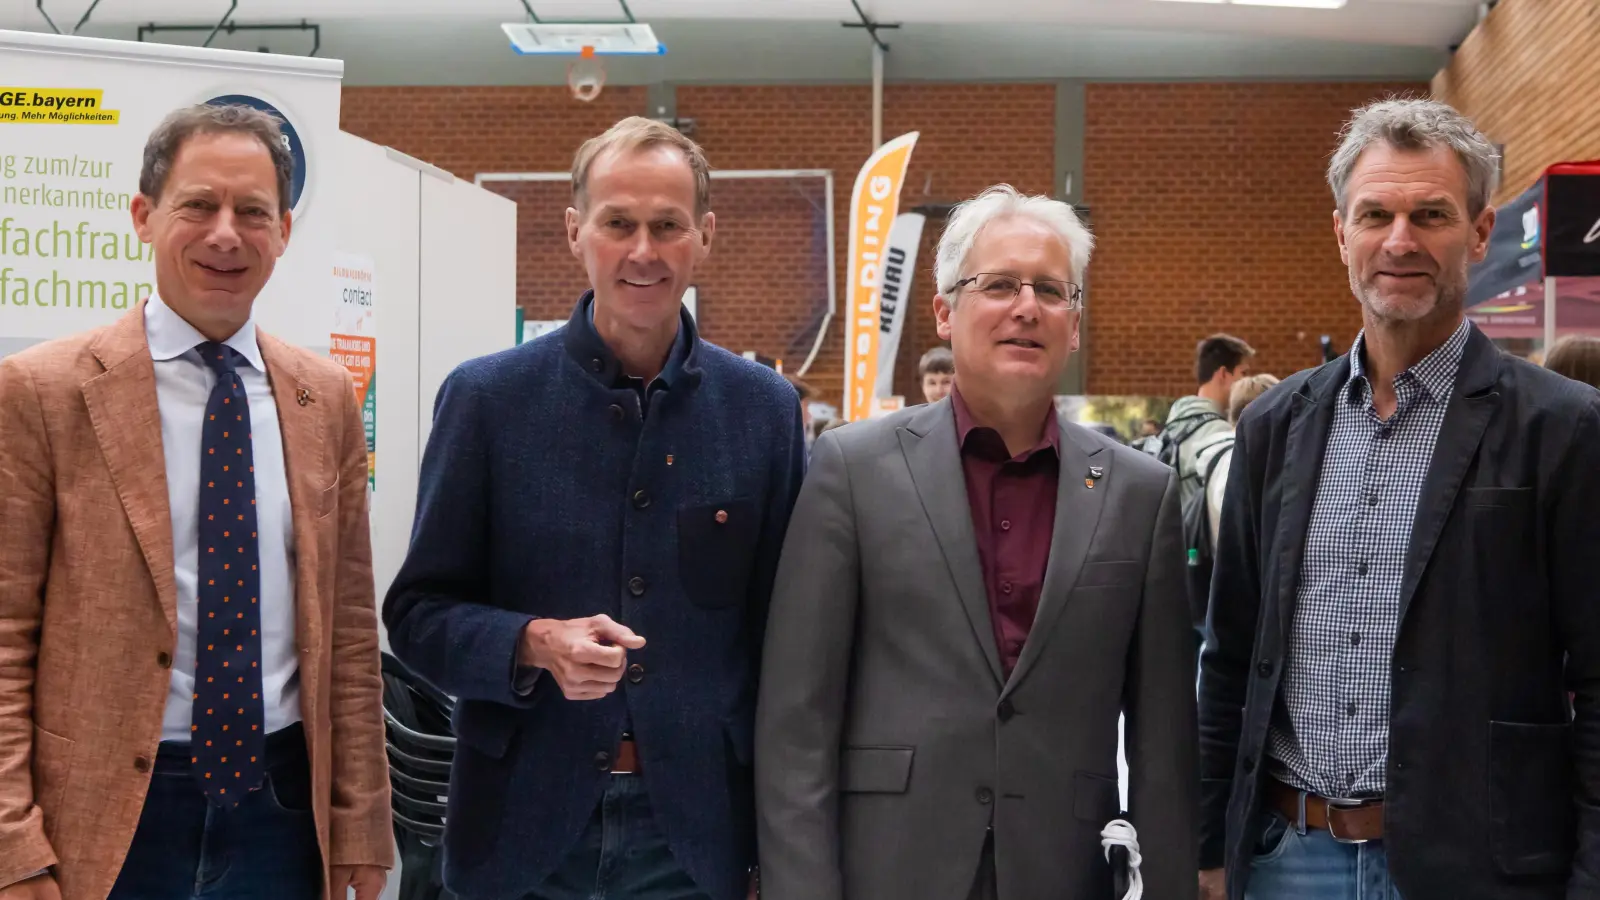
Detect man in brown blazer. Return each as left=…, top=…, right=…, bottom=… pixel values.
left=0, top=104, right=392, bottom=900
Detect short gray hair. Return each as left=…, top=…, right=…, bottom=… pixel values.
left=140, top=103, right=295, bottom=215
left=1327, top=97, right=1499, bottom=219
left=934, top=184, right=1094, bottom=303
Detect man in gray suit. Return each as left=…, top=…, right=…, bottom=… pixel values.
left=755, top=185, right=1198, bottom=900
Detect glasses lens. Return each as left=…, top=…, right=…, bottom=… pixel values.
left=974, top=274, right=1020, bottom=299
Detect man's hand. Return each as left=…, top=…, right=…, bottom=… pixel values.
left=1198, top=867, right=1226, bottom=900
left=519, top=614, right=646, bottom=701
left=0, top=873, right=61, bottom=900
left=332, top=865, right=386, bottom=900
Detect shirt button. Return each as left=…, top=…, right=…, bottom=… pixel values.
left=134, top=756, right=151, bottom=773
left=629, top=576, right=647, bottom=597
left=627, top=663, right=645, bottom=684
left=1350, top=632, right=1362, bottom=646
left=1001, top=582, right=1013, bottom=595
left=594, top=751, right=611, bottom=772
left=157, top=651, right=172, bottom=669
left=1347, top=702, right=1358, bottom=717
left=1000, top=520, right=1012, bottom=532
left=975, top=787, right=994, bottom=805
left=632, top=490, right=650, bottom=510
left=1357, top=562, right=1369, bottom=577
left=1367, top=494, right=1379, bottom=507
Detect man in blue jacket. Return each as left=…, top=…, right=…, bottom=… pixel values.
left=384, top=116, right=806, bottom=900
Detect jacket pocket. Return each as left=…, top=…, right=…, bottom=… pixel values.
left=840, top=746, right=915, bottom=794
left=1489, top=720, right=1575, bottom=875
left=677, top=499, right=760, bottom=609
left=445, top=702, right=518, bottom=869
left=31, top=725, right=74, bottom=845
left=1073, top=771, right=1120, bottom=823
left=314, top=476, right=339, bottom=520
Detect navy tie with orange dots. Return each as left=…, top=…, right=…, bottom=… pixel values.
left=191, top=341, right=266, bottom=806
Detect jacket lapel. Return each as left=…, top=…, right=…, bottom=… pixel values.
left=82, top=304, right=178, bottom=635
left=259, top=331, right=326, bottom=687
left=1397, top=327, right=1499, bottom=625
left=1271, top=360, right=1346, bottom=634
left=1002, top=422, right=1107, bottom=699
left=899, top=400, right=1004, bottom=688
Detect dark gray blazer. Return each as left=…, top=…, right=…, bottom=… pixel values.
left=1199, top=324, right=1600, bottom=900
left=756, top=398, right=1198, bottom=900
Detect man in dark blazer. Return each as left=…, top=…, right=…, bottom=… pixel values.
left=1199, top=98, right=1600, bottom=900
left=757, top=185, right=1198, bottom=900
left=384, top=117, right=805, bottom=900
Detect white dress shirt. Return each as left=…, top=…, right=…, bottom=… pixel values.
left=147, top=296, right=301, bottom=743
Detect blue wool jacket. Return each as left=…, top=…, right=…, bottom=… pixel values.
left=383, top=294, right=806, bottom=900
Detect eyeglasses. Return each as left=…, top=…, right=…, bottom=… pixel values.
left=954, top=273, right=1083, bottom=309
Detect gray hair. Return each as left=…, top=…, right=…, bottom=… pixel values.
left=934, top=184, right=1094, bottom=303
left=140, top=103, right=295, bottom=215
left=1327, top=97, right=1499, bottom=220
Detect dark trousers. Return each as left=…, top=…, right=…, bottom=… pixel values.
left=108, top=722, right=323, bottom=900
left=526, top=774, right=710, bottom=900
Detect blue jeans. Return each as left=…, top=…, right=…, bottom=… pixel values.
left=1245, top=807, right=1403, bottom=900
left=108, top=724, right=322, bottom=900
left=527, top=774, right=710, bottom=900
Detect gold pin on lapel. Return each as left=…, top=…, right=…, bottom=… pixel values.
left=296, top=388, right=314, bottom=406
left=666, top=454, right=675, bottom=467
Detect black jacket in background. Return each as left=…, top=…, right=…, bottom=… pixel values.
left=1199, top=323, right=1600, bottom=900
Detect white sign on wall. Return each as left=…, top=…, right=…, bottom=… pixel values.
left=330, top=251, right=376, bottom=491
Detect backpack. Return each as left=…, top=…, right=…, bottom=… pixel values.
left=1181, top=436, right=1233, bottom=638
left=1137, top=410, right=1224, bottom=484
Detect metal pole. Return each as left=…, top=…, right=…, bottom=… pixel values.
left=871, top=43, right=884, bottom=149
left=1544, top=275, right=1557, bottom=354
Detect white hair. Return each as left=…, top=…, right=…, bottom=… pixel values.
left=1328, top=97, right=1500, bottom=219
left=934, top=184, right=1094, bottom=303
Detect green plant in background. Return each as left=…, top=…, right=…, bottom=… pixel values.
left=1080, top=396, right=1175, bottom=442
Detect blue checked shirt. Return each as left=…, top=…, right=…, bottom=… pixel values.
left=1268, top=319, right=1471, bottom=799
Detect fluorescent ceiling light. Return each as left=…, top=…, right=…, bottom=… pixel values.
left=1155, top=0, right=1346, bottom=6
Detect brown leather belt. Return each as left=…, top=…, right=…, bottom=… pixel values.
left=1266, top=777, right=1384, bottom=842
left=611, top=737, right=640, bottom=774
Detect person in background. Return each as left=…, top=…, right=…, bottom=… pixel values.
left=1544, top=334, right=1600, bottom=389
left=1158, top=335, right=1255, bottom=505
left=384, top=116, right=804, bottom=900
left=1200, top=97, right=1600, bottom=900
left=785, top=374, right=816, bottom=452
left=1193, top=374, right=1281, bottom=546
left=919, top=345, right=956, bottom=404
left=757, top=184, right=1197, bottom=900
left=0, top=104, right=391, bottom=900
left=1140, top=417, right=1162, bottom=438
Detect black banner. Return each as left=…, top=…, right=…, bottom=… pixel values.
left=1468, top=179, right=1542, bottom=306
left=1545, top=169, right=1600, bottom=277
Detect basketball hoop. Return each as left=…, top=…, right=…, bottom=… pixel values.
left=567, top=46, right=607, bottom=103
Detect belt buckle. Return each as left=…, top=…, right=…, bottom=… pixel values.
left=1323, top=796, right=1372, bottom=844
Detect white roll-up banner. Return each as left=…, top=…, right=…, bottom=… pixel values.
left=0, top=30, right=343, bottom=359
left=873, top=211, right=925, bottom=399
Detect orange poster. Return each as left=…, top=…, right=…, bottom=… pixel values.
left=331, top=253, right=376, bottom=490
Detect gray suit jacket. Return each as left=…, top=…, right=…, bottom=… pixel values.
left=755, top=399, right=1198, bottom=900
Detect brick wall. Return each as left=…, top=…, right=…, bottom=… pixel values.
left=1433, top=0, right=1600, bottom=205
left=1082, top=82, right=1426, bottom=396
left=341, top=80, right=1425, bottom=401
left=340, top=83, right=1055, bottom=407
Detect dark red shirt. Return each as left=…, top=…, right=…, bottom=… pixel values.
left=950, top=387, right=1060, bottom=677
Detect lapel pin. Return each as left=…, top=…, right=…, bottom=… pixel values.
left=1086, top=465, right=1104, bottom=489
left=715, top=509, right=729, bottom=524
left=296, top=388, right=314, bottom=406
left=666, top=454, right=675, bottom=467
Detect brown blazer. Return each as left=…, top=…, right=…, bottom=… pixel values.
left=0, top=304, right=393, bottom=900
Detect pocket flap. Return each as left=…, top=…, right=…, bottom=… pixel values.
left=840, top=746, right=914, bottom=794
left=1073, top=771, right=1120, bottom=823
left=452, top=701, right=517, bottom=760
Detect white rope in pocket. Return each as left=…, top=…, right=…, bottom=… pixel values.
left=1100, top=818, right=1143, bottom=900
